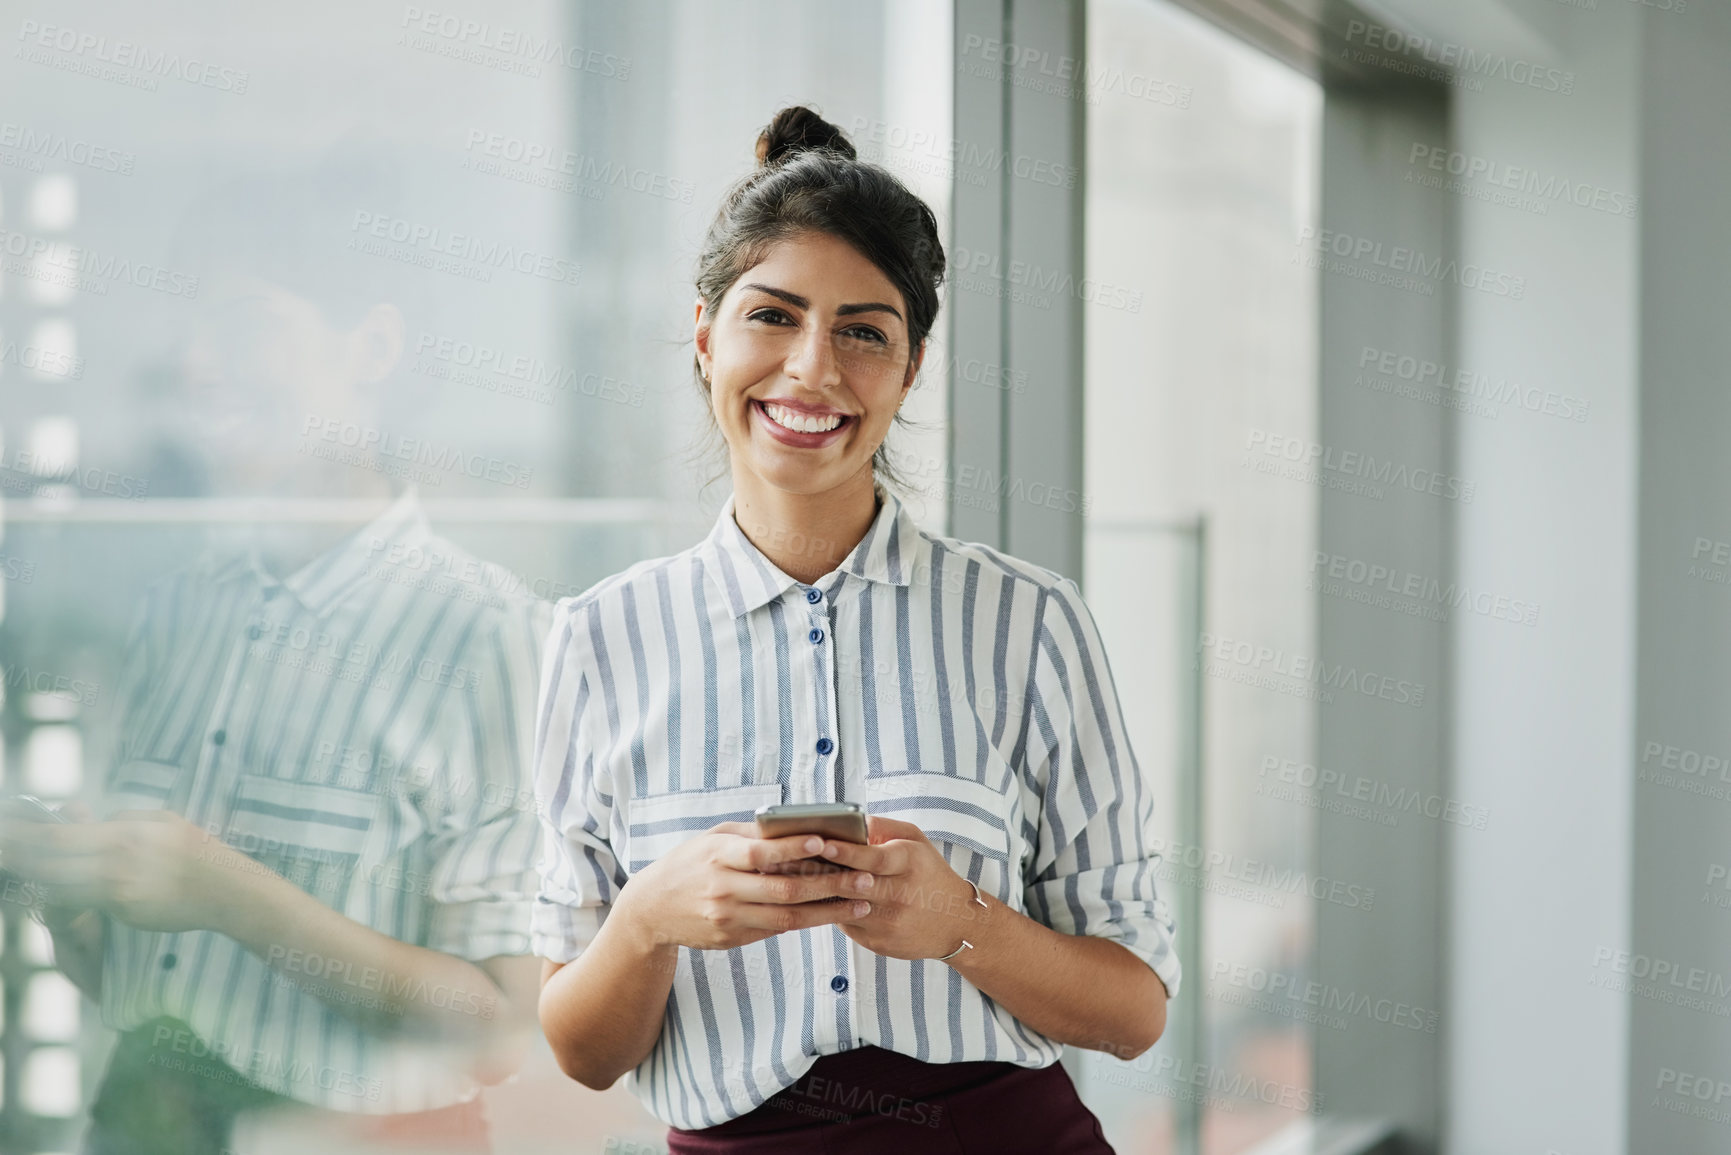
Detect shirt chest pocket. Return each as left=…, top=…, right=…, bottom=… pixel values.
left=863, top=773, right=1020, bottom=912
left=104, top=759, right=183, bottom=815
left=225, top=773, right=381, bottom=909
left=625, top=782, right=785, bottom=876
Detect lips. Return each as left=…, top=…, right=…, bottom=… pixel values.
left=751, top=398, right=855, bottom=447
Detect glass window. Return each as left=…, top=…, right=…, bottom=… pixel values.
left=1080, top=1, right=1322, bottom=1151
left=0, top=2, right=950, bottom=1150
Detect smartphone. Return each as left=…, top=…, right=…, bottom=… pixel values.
left=754, top=802, right=867, bottom=876
left=0, top=794, right=70, bottom=824
left=755, top=802, right=868, bottom=844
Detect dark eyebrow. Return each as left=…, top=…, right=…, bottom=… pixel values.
left=741, top=283, right=903, bottom=323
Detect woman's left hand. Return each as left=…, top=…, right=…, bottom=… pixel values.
left=821, top=816, right=993, bottom=961
left=1, top=810, right=253, bottom=935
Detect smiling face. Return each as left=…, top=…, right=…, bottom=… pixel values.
left=695, top=231, right=922, bottom=501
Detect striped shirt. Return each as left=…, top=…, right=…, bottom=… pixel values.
left=530, top=482, right=1180, bottom=1130
left=99, top=488, right=549, bottom=1113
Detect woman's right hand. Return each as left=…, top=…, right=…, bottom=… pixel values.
left=613, top=822, right=875, bottom=952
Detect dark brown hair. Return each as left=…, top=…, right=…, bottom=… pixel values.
left=692, top=105, right=946, bottom=493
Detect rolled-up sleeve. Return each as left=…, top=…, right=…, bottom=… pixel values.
left=530, top=599, right=626, bottom=963
left=1022, top=577, right=1181, bottom=1000
left=423, top=599, right=552, bottom=961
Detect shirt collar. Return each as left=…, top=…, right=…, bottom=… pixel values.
left=279, top=487, right=433, bottom=616
left=702, top=483, right=920, bottom=618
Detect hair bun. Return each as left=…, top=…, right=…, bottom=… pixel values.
left=755, top=106, right=856, bottom=167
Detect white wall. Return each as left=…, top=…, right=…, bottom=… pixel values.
left=1358, top=2, right=1642, bottom=1151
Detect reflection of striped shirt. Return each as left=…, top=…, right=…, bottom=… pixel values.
left=100, top=489, right=549, bottom=1113
left=530, top=482, right=1180, bottom=1130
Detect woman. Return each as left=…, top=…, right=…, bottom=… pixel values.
left=531, top=106, right=1180, bottom=1153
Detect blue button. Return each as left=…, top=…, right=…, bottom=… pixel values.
left=162, top=953, right=178, bottom=970
left=211, top=730, right=227, bottom=746
left=830, top=975, right=849, bottom=993
left=806, top=587, right=823, bottom=604
left=816, top=737, right=834, bottom=756
left=808, top=627, right=825, bottom=645
left=246, top=625, right=263, bottom=640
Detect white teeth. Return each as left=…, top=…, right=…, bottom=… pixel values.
left=763, top=402, right=844, bottom=434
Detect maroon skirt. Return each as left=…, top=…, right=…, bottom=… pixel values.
left=665, top=1044, right=1115, bottom=1154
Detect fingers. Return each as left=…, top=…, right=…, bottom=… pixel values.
left=755, top=858, right=848, bottom=876
left=10, top=843, right=108, bottom=889
left=732, top=866, right=875, bottom=907
left=38, top=900, right=100, bottom=934
left=5, top=821, right=112, bottom=855
left=810, top=817, right=929, bottom=871
left=0, top=822, right=68, bottom=871
left=730, top=897, right=872, bottom=935
left=0, top=818, right=117, bottom=899
left=114, top=809, right=174, bottom=823
left=714, top=831, right=831, bottom=874
left=19, top=861, right=109, bottom=912
left=817, top=836, right=911, bottom=875
left=865, top=815, right=926, bottom=845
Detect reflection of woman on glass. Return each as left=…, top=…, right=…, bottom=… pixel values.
left=532, top=107, right=1179, bottom=1153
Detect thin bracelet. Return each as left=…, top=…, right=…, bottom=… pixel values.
left=932, top=879, right=989, bottom=962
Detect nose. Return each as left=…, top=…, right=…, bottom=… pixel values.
left=784, top=322, right=842, bottom=391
